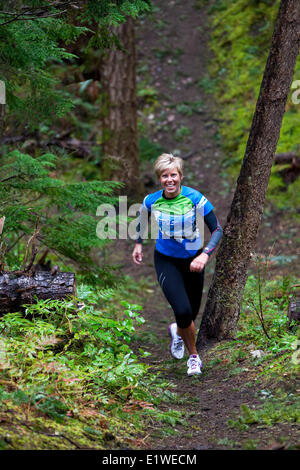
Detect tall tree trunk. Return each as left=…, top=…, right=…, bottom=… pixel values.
left=197, top=0, right=300, bottom=349
left=100, top=17, right=144, bottom=196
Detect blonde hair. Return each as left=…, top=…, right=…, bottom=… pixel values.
left=154, top=153, right=183, bottom=179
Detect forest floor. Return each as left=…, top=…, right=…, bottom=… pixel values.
left=106, top=0, right=300, bottom=450
left=1, top=0, right=299, bottom=454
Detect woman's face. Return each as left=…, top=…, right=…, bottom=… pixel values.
left=159, top=165, right=182, bottom=198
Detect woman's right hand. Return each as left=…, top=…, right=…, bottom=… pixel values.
left=132, top=243, right=143, bottom=265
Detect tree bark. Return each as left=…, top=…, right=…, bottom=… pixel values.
left=0, top=271, right=76, bottom=314
left=100, top=17, right=144, bottom=196
left=197, top=0, right=300, bottom=349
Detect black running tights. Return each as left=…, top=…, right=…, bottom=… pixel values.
left=154, top=249, right=205, bottom=329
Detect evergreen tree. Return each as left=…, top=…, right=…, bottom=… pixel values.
left=0, top=150, right=121, bottom=284
left=0, top=0, right=151, bottom=283
left=0, top=0, right=151, bottom=128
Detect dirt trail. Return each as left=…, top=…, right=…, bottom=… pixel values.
left=116, top=241, right=297, bottom=450
left=110, top=0, right=299, bottom=450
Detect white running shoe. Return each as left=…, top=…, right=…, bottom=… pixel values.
left=168, top=322, right=185, bottom=359
left=187, top=354, right=202, bottom=376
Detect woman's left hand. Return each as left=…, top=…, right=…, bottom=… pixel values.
left=190, top=253, right=209, bottom=272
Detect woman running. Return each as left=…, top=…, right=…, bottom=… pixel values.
left=132, top=153, right=223, bottom=376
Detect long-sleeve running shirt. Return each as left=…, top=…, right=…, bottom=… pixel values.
left=136, top=185, right=223, bottom=258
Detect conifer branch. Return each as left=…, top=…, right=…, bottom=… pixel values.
left=0, top=1, right=80, bottom=26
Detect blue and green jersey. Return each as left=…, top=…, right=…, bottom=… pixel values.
left=137, top=185, right=215, bottom=258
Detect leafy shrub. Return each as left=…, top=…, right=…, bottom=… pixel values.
left=0, top=283, right=149, bottom=410
left=239, top=272, right=298, bottom=354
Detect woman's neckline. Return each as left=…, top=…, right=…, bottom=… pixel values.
left=162, top=186, right=183, bottom=200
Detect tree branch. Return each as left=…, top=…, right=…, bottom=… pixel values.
left=0, top=1, right=80, bottom=26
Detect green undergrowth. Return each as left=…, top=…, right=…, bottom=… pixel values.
left=202, top=0, right=300, bottom=218
left=228, top=390, right=299, bottom=433
left=0, top=275, right=183, bottom=450
left=206, top=270, right=299, bottom=441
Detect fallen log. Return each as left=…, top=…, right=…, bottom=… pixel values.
left=0, top=271, right=76, bottom=314
left=1, top=131, right=92, bottom=158
left=273, top=152, right=300, bottom=184
left=274, top=152, right=300, bottom=168
left=45, top=137, right=92, bottom=158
